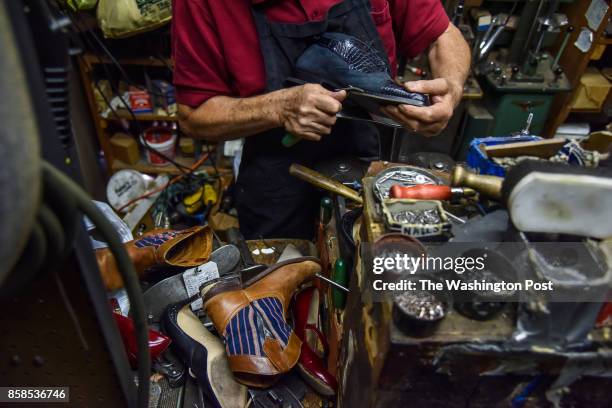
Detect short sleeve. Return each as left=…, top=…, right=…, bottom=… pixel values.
left=172, top=0, right=233, bottom=107
left=388, top=0, right=450, bottom=58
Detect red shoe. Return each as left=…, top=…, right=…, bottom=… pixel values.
left=294, top=287, right=337, bottom=396
left=113, top=313, right=171, bottom=368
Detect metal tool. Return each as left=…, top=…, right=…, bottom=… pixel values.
left=226, top=227, right=268, bottom=281
left=443, top=210, right=466, bottom=224
left=478, top=16, right=507, bottom=61
left=451, top=165, right=503, bottom=199
left=316, top=273, right=349, bottom=292
left=142, top=245, right=242, bottom=322
left=289, top=163, right=363, bottom=204
left=452, top=0, right=465, bottom=26
left=552, top=25, right=574, bottom=68
left=479, top=16, right=498, bottom=51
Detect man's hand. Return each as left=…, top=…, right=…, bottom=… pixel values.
left=381, top=78, right=462, bottom=137
left=279, top=84, right=346, bottom=142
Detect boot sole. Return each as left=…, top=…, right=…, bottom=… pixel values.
left=297, top=362, right=336, bottom=397
left=294, top=68, right=427, bottom=106
left=176, top=305, right=248, bottom=408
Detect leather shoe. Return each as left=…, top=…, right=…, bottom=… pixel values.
left=97, top=225, right=213, bottom=291
left=294, top=287, right=337, bottom=396
left=162, top=298, right=247, bottom=408
left=201, top=257, right=321, bottom=388
left=295, top=33, right=428, bottom=107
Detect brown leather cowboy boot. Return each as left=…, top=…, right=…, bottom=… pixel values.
left=200, top=257, right=321, bottom=388
left=97, top=225, right=213, bottom=291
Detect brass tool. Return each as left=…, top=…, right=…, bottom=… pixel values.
left=289, top=163, right=363, bottom=204
left=451, top=165, right=503, bottom=199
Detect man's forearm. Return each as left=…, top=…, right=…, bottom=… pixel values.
left=178, top=91, right=286, bottom=142
left=428, top=23, right=471, bottom=106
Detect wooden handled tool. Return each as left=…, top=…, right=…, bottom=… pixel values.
left=289, top=163, right=363, bottom=204
left=390, top=185, right=476, bottom=200
left=451, top=165, right=503, bottom=199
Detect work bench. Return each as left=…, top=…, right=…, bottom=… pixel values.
left=323, top=162, right=612, bottom=408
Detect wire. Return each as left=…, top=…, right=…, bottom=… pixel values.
left=117, top=152, right=211, bottom=213
left=204, top=142, right=224, bottom=204
left=42, top=161, right=150, bottom=408
left=65, top=10, right=192, bottom=174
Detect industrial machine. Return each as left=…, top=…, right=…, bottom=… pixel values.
left=473, top=0, right=573, bottom=136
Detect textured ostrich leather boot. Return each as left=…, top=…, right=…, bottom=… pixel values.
left=200, top=257, right=321, bottom=388
left=295, top=32, right=429, bottom=107
left=97, top=225, right=213, bottom=291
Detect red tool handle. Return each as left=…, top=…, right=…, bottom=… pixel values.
left=390, top=184, right=452, bottom=200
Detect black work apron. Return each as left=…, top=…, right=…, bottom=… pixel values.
left=236, top=0, right=387, bottom=239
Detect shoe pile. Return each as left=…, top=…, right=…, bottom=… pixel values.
left=161, top=256, right=338, bottom=407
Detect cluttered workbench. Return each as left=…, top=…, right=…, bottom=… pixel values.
left=301, top=152, right=612, bottom=407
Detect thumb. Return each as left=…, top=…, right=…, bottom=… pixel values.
left=330, top=90, right=347, bottom=102
left=404, top=79, right=448, bottom=95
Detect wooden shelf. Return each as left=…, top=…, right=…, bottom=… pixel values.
left=570, top=107, right=602, bottom=114
left=112, top=156, right=196, bottom=175
left=82, top=53, right=173, bottom=68
left=598, top=37, right=612, bottom=45
left=112, top=156, right=191, bottom=175
left=111, top=155, right=232, bottom=176
left=102, top=110, right=178, bottom=122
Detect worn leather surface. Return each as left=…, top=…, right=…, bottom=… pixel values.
left=97, top=225, right=213, bottom=290
left=296, top=33, right=428, bottom=105
left=203, top=258, right=321, bottom=386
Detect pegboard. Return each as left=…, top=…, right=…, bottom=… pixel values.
left=0, top=255, right=127, bottom=407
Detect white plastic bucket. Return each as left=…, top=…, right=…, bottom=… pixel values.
left=142, top=127, right=176, bottom=166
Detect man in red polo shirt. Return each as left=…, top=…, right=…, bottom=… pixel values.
left=173, top=0, right=470, bottom=239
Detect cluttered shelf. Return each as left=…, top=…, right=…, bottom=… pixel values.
left=81, top=52, right=173, bottom=68
left=111, top=155, right=230, bottom=176
left=102, top=110, right=178, bottom=122
left=111, top=156, right=194, bottom=175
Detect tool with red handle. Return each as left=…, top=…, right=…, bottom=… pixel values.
left=390, top=184, right=476, bottom=200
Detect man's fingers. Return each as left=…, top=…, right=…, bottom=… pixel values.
left=381, top=105, right=443, bottom=136
left=314, top=95, right=343, bottom=115
left=398, top=102, right=451, bottom=124
left=404, top=78, right=449, bottom=95
left=330, top=90, right=347, bottom=102
left=306, top=121, right=333, bottom=135
left=300, top=131, right=323, bottom=142
left=382, top=106, right=419, bottom=131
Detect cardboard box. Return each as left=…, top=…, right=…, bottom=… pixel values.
left=128, top=86, right=153, bottom=114
left=571, top=67, right=611, bottom=111
left=152, top=80, right=177, bottom=115
left=110, top=133, right=140, bottom=164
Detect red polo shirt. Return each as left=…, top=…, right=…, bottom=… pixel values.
left=173, top=0, right=450, bottom=108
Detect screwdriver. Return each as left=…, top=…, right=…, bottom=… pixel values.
left=390, top=184, right=476, bottom=200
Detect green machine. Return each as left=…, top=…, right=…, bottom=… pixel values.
left=481, top=55, right=570, bottom=135
left=474, top=0, right=573, bottom=136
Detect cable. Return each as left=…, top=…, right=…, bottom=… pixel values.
left=42, top=161, right=150, bottom=408
left=65, top=10, right=192, bottom=174
left=117, top=152, right=211, bottom=213
left=204, top=142, right=224, bottom=203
